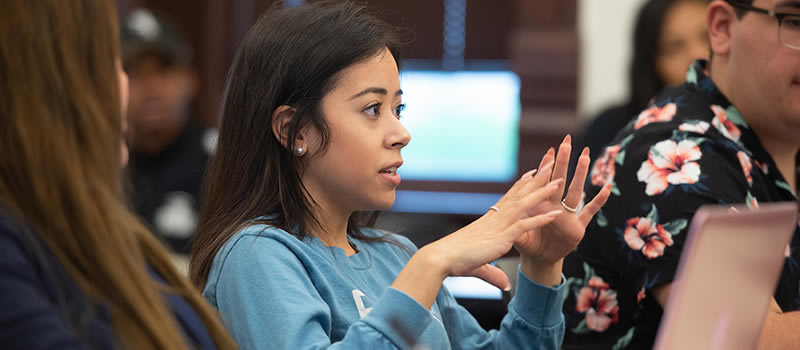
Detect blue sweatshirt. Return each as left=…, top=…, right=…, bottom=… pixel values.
left=203, top=224, right=566, bottom=349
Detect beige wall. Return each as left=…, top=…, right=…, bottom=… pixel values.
left=578, top=0, right=647, bottom=120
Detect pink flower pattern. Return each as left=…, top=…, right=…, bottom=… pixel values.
left=711, top=105, right=741, bottom=142
left=749, top=196, right=759, bottom=209
left=737, top=151, right=753, bottom=185
left=591, top=145, right=621, bottom=186
left=754, top=160, right=769, bottom=175
left=634, top=103, right=677, bottom=130
left=576, top=277, right=620, bottom=332
left=636, top=139, right=702, bottom=196
left=678, top=121, right=710, bottom=134
left=563, top=62, right=800, bottom=345
left=624, top=217, right=674, bottom=259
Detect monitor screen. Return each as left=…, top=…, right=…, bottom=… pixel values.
left=443, top=276, right=504, bottom=300
left=397, top=70, right=521, bottom=183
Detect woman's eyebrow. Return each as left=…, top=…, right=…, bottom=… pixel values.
left=349, top=87, right=402, bottom=100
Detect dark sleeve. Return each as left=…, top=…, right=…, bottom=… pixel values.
left=562, top=119, right=754, bottom=348
left=0, top=223, right=104, bottom=350
left=572, top=105, right=636, bottom=180
left=577, top=105, right=636, bottom=161
left=585, top=128, right=751, bottom=292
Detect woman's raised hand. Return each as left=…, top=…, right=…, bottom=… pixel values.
left=393, top=135, right=610, bottom=308
left=514, top=135, right=611, bottom=265
left=421, top=163, right=564, bottom=291
left=422, top=134, right=611, bottom=290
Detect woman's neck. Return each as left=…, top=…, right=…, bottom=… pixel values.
left=300, top=172, right=358, bottom=255
left=309, top=202, right=357, bottom=256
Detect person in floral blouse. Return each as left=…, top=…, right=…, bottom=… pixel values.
left=562, top=0, right=800, bottom=348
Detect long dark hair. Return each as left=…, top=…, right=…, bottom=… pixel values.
left=190, top=1, right=403, bottom=287
left=628, top=0, right=709, bottom=111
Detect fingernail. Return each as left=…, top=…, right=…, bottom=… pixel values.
left=503, top=285, right=512, bottom=292
left=583, top=146, right=590, bottom=154
left=563, top=134, right=571, bottom=143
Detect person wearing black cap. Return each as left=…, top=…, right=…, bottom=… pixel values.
left=122, top=9, right=212, bottom=255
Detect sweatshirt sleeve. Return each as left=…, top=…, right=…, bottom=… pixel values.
left=438, top=266, right=566, bottom=350
left=210, top=235, right=435, bottom=350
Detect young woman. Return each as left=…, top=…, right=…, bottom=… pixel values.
left=189, top=2, right=610, bottom=349
left=0, top=1, right=236, bottom=349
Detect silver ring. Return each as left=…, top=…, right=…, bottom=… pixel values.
left=561, top=199, right=578, bottom=213
left=489, top=206, right=500, bottom=212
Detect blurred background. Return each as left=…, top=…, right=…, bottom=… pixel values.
left=117, top=0, right=690, bottom=328
left=116, top=0, right=650, bottom=239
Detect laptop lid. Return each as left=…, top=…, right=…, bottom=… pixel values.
left=654, top=202, right=798, bottom=350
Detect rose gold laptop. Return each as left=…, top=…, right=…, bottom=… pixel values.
left=654, top=202, right=798, bottom=350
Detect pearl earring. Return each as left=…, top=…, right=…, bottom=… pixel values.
left=296, top=147, right=304, bottom=156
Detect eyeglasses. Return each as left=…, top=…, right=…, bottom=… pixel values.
left=727, top=1, right=800, bottom=50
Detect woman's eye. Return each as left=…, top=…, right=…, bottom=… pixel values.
left=364, top=103, right=380, bottom=117
left=394, top=103, right=406, bottom=119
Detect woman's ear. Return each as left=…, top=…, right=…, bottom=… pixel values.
left=271, top=105, right=298, bottom=149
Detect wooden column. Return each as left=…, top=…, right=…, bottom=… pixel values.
left=511, top=0, right=579, bottom=173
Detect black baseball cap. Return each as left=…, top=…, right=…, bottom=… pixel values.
left=121, top=9, right=192, bottom=69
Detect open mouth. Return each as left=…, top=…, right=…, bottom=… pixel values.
left=379, top=163, right=402, bottom=186
left=379, top=167, right=397, bottom=175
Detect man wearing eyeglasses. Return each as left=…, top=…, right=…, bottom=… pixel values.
left=561, top=1, right=800, bottom=348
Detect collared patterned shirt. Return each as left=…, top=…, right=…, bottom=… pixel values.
left=562, top=60, right=800, bottom=349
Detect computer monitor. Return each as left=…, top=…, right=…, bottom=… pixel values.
left=390, top=69, right=521, bottom=215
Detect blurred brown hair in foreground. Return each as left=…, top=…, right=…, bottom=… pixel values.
left=0, top=1, right=235, bottom=348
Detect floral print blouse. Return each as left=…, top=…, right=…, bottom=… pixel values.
left=562, top=60, right=800, bottom=349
